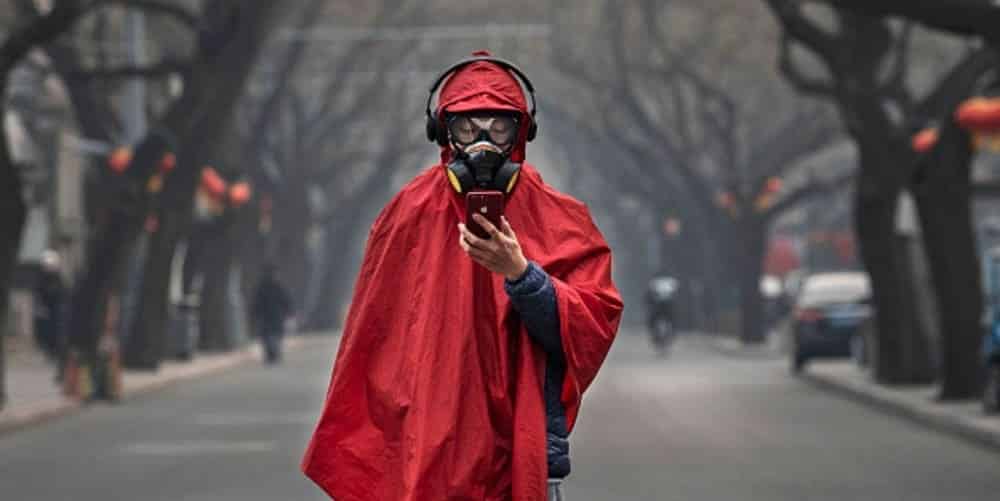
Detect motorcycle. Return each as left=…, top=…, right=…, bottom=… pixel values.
left=984, top=322, right=1000, bottom=414
left=980, top=246, right=1000, bottom=414
left=646, top=276, right=679, bottom=358
left=649, top=314, right=675, bottom=358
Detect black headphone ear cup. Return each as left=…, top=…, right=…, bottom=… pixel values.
left=436, top=119, right=450, bottom=147
left=426, top=115, right=438, bottom=143
left=526, top=122, right=538, bottom=142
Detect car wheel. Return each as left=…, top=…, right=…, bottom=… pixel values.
left=791, top=353, right=807, bottom=375
left=985, top=364, right=1000, bottom=415
left=850, top=334, right=866, bottom=367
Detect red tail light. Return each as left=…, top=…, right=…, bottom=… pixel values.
left=796, top=308, right=823, bottom=323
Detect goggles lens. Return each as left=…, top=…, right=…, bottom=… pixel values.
left=448, top=114, right=518, bottom=146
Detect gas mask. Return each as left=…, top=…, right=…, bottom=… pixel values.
left=447, top=113, right=519, bottom=188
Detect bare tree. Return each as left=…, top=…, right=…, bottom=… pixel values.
left=553, top=0, right=843, bottom=342
left=765, top=0, right=999, bottom=396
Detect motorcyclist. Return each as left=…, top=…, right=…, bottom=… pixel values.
left=646, top=275, right=678, bottom=353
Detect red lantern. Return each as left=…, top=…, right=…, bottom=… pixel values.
left=755, top=194, right=773, bottom=212
left=200, top=167, right=227, bottom=200
left=159, top=153, right=177, bottom=173
left=716, top=192, right=735, bottom=209
left=663, top=217, right=681, bottom=237
left=228, top=181, right=253, bottom=207
left=765, top=177, right=783, bottom=194
left=144, top=214, right=159, bottom=234
left=107, top=147, right=133, bottom=174
left=956, top=97, right=1000, bottom=131
left=912, top=127, right=939, bottom=153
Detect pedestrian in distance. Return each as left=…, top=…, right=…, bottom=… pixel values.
left=302, top=51, right=624, bottom=501
left=251, top=263, right=294, bottom=365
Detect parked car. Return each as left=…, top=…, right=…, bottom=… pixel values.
left=979, top=247, right=1000, bottom=414
left=790, top=272, right=872, bottom=374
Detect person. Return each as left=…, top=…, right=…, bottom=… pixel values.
left=302, top=51, right=624, bottom=501
left=251, top=263, right=293, bottom=364
left=34, top=250, right=67, bottom=373
left=645, top=275, right=678, bottom=355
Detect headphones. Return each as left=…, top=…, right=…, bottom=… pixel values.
left=425, top=56, right=538, bottom=194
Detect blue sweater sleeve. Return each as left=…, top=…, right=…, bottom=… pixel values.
left=504, top=261, right=562, bottom=357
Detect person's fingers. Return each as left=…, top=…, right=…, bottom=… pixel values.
left=500, top=216, right=516, bottom=239
left=473, top=214, right=503, bottom=240
left=459, top=224, right=487, bottom=250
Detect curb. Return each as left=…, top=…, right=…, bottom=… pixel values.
left=801, top=368, right=1000, bottom=452
left=0, top=335, right=329, bottom=437
left=0, top=399, right=81, bottom=436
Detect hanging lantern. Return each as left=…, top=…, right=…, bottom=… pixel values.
left=146, top=173, right=164, bottom=194
left=956, top=97, right=1000, bottom=132
left=765, top=177, right=783, bottom=194
left=755, top=193, right=773, bottom=213
left=107, top=147, right=133, bottom=174
left=144, top=214, right=160, bottom=234
left=911, top=127, right=939, bottom=153
left=228, top=181, right=253, bottom=208
left=973, top=130, right=1000, bottom=152
left=663, top=217, right=681, bottom=237
left=158, top=153, right=177, bottom=173
left=716, top=191, right=735, bottom=209
left=200, top=167, right=227, bottom=201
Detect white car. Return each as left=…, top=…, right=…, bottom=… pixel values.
left=790, top=272, right=872, bottom=373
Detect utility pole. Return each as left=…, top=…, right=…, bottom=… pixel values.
left=123, top=10, right=148, bottom=143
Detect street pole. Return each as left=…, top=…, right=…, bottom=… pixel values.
left=124, top=10, right=148, bottom=143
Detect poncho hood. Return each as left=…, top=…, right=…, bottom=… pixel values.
left=437, top=50, right=533, bottom=164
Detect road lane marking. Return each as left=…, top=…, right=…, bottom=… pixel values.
left=120, top=440, right=277, bottom=456
left=191, top=412, right=316, bottom=426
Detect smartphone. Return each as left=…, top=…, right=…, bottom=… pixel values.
left=466, top=190, right=504, bottom=240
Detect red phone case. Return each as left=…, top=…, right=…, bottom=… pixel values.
left=466, top=191, right=504, bottom=239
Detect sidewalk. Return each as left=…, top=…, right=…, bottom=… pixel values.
left=802, top=361, right=1000, bottom=451
left=0, top=333, right=332, bottom=435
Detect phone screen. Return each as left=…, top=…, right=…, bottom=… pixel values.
left=466, top=191, right=504, bottom=239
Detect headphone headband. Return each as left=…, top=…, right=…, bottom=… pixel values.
left=425, top=56, right=537, bottom=121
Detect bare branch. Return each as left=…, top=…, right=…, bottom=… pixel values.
left=765, top=0, right=841, bottom=62
left=93, top=0, right=200, bottom=29
left=62, top=58, right=190, bottom=80
left=818, top=0, right=1000, bottom=41
left=766, top=170, right=854, bottom=219
left=777, top=35, right=836, bottom=97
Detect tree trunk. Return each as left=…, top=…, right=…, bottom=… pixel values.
left=915, top=124, right=984, bottom=399
left=198, top=218, right=240, bottom=351
left=129, top=2, right=282, bottom=362
left=854, top=143, right=934, bottom=384
left=74, top=133, right=173, bottom=370
left=68, top=211, right=140, bottom=356
left=0, top=125, right=28, bottom=411
left=737, top=217, right=767, bottom=344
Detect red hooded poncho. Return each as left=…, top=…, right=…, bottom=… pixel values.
left=302, top=53, right=623, bottom=501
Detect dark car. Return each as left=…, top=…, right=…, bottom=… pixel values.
left=790, top=272, right=872, bottom=373
left=981, top=247, right=1000, bottom=414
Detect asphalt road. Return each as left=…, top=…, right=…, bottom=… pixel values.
left=2, top=330, right=1000, bottom=500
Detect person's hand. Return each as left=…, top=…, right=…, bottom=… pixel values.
left=458, top=215, right=529, bottom=281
